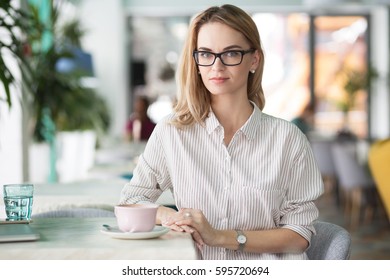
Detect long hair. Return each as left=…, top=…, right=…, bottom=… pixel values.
left=172, top=4, right=265, bottom=128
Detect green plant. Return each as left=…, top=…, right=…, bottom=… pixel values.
left=55, top=87, right=110, bottom=134
left=337, top=67, right=378, bottom=113
left=60, top=18, right=86, bottom=48
left=1, top=1, right=110, bottom=142
left=0, top=0, right=33, bottom=108
left=23, top=1, right=110, bottom=141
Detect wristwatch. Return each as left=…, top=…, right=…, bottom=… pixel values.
left=236, top=230, right=247, bottom=252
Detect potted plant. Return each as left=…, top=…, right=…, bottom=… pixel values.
left=30, top=1, right=110, bottom=182
left=1, top=0, right=110, bottom=182
left=335, top=66, right=377, bottom=138
left=23, top=2, right=109, bottom=139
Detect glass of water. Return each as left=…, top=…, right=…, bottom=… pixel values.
left=3, top=184, right=34, bottom=220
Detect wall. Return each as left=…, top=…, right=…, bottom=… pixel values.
left=0, top=0, right=23, bottom=186
left=122, top=0, right=302, bottom=16
left=370, top=6, right=390, bottom=139
left=78, top=0, right=129, bottom=139
left=0, top=65, right=23, bottom=186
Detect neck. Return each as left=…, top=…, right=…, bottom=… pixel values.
left=211, top=97, right=253, bottom=144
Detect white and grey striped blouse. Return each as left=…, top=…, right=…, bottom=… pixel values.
left=120, top=104, right=324, bottom=260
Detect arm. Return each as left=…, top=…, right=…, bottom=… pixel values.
left=120, top=122, right=170, bottom=205
left=210, top=228, right=308, bottom=253
left=170, top=209, right=308, bottom=253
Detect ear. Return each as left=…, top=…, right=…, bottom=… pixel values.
left=251, top=50, right=260, bottom=70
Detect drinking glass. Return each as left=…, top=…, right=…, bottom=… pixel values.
left=3, top=184, right=34, bottom=220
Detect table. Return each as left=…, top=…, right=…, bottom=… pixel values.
left=0, top=217, right=197, bottom=260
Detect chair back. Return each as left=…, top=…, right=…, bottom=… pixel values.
left=331, top=141, right=374, bottom=189
left=306, top=221, right=351, bottom=260
left=368, top=139, right=390, bottom=219
left=310, top=139, right=336, bottom=177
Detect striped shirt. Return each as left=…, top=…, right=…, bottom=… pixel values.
left=120, top=104, right=324, bottom=260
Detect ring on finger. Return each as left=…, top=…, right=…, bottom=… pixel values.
left=184, top=212, right=191, bottom=218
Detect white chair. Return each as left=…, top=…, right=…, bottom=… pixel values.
left=310, top=139, right=336, bottom=180
left=310, top=139, right=338, bottom=202
left=331, top=141, right=376, bottom=229
left=306, top=221, right=351, bottom=260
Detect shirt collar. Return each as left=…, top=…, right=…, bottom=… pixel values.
left=241, top=102, right=262, bottom=140
left=204, top=109, right=220, bottom=134
left=204, top=101, right=263, bottom=140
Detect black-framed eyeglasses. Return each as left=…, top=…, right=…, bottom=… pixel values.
left=193, top=49, right=255, bottom=66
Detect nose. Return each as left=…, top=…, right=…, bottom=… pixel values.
left=211, top=56, right=225, bottom=70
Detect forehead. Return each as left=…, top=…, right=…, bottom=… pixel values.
left=197, top=22, right=248, bottom=50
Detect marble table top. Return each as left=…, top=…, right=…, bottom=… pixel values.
left=0, top=217, right=197, bottom=260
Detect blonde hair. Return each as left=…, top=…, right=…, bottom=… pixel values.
left=172, top=4, right=265, bottom=128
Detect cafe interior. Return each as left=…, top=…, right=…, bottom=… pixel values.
left=0, top=0, right=390, bottom=260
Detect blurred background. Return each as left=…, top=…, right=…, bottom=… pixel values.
left=0, top=0, right=390, bottom=259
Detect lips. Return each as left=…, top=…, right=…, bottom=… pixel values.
left=209, top=77, right=229, bottom=84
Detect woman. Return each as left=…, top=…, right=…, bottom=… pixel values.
left=125, top=96, right=156, bottom=141
left=120, top=4, right=323, bottom=260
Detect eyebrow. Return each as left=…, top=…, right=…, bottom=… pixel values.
left=197, top=45, right=245, bottom=51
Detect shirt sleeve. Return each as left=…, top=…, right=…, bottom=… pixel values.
left=119, top=121, right=171, bottom=205
left=279, top=136, right=324, bottom=244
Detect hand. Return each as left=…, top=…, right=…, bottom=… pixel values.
left=159, top=208, right=196, bottom=233
left=161, top=210, right=191, bottom=233
left=162, top=208, right=207, bottom=248
left=168, top=208, right=219, bottom=248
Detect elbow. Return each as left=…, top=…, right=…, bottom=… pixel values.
left=284, top=233, right=310, bottom=254
left=297, top=238, right=310, bottom=253
left=285, top=239, right=309, bottom=254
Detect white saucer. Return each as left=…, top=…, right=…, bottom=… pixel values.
left=100, top=225, right=170, bottom=240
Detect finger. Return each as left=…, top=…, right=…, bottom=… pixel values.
left=184, top=212, right=192, bottom=219
left=191, top=230, right=204, bottom=246
left=162, top=219, right=174, bottom=226
left=162, top=222, right=185, bottom=232
left=179, top=208, right=191, bottom=213
left=179, top=225, right=195, bottom=234
left=196, top=242, right=204, bottom=251
left=179, top=208, right=194, bottom=219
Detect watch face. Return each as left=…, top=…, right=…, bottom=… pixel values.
left=237, top=235, right=247, bottom=244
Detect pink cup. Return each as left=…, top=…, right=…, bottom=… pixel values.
left=115, top=204, right=158, bottom=232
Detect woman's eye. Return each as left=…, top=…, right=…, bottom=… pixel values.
left=200, top=52, right=212, bottom=58
left=226, top=51, right=240, bottom=57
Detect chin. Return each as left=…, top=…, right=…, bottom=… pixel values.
left=206, top=85, right=230, bottom=95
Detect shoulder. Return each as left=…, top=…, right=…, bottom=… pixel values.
left=251, top=104, right=299, bottom=133
left=247, top=106, right=306, bottom=144
left=152, top=113, right=179, bottom=135
left=258, top=112, right=309, bottom=153
left=261, top=112, right=303, bottom=135
left=155, top=113, right=175, bottom=126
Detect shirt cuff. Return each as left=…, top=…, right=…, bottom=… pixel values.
left=281, top=224, right=314, bottom=245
